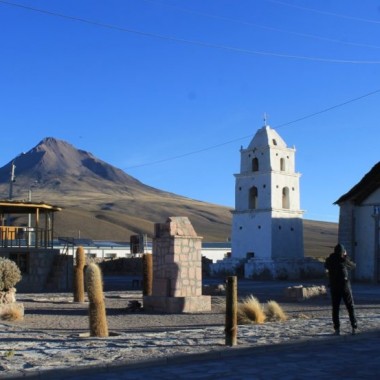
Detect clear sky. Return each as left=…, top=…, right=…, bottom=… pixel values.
left=1, top=0, right=380, bottom=223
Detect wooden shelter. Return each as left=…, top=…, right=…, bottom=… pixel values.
left=0, top=200, right=72, bottom=292
left=0, top=200, right=61, bottom=249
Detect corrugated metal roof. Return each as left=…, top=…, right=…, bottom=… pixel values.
left=0, top=200, right=62, bottom=213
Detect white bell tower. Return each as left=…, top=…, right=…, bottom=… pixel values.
left=231, top=122, right=304, bottom=262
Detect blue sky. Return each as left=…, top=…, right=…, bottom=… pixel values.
left=1, top=0, right=380, bottom=223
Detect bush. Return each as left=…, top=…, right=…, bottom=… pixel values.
left=0, top=258, right=22, bottom=291
left=265, top=300, right=288, bottom=322
left=1, top=304, right=24, bottom=321
left=237, top=295, right=266, bottom=324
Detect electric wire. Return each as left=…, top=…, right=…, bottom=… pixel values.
left=0, top=0, right=380, bottom=64
left=124, top=88, right=380, bottom=169
left=267, top=0, right=380, bottom=25
left=143, top=0, right=380, bottom=50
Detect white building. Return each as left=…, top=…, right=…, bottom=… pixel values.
left=231, top=124, right=304, bottom=260
left=335, top=161, right=380, bottom=282
left=212, top=122, right=322, bottom=279
left=55, top=239, right=230, bottom=263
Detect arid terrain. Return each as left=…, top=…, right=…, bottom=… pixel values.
left=1, top=279, right=380, bottom=378
left=0, top=137, right=337, bottom=255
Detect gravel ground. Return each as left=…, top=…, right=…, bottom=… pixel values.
left=1, top=280, right=379, bottom=378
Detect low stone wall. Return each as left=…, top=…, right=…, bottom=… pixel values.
left=0, top=249, right=73, bottom=292
left=284, top=285, right=327, bottom=301
left=210, top=258, right=246, bottom=277
left=244, top=258, right=325, bottom=280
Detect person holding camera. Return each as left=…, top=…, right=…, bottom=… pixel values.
left=324, top=243, right=357, bottom=335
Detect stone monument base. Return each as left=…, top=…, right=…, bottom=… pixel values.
left=143, top=295, right=211, bottom=313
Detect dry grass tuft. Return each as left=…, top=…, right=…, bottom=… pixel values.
left=1, top=306, right=24, bottom=321
left=265, top=300, right=287, bottom=321
left=237, top=295, right=266, bottom=324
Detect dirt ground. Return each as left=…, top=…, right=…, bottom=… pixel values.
left=1, top=278, right=380, bottom=377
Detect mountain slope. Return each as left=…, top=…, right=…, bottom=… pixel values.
left=0, top=137, right=337, bottom=255
left=0, top=137, right=232, bottom=241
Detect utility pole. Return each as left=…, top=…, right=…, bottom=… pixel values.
left=6, top=161, right=16, bottom=226
left=28, top=189, right=32, bottom=246
left=8, top=160, right=16, bottom=200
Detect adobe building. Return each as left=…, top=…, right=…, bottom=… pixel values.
left=335, top=162, right=380, bottom=282
left=0, top=200, right=72, bottom=292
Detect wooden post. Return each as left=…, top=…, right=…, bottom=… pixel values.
left=142, top=253, right=153, bottom=296
left=225, top=275, right=238, bottom=346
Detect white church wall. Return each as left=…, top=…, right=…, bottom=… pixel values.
left=271, top=216, right=304, bottom=259
left=234, top=175, right=271, bottom=210
left=353, top=198, right=380, bottom=281
left=338, top=187, right=380, bottom=282
left=231, top=212, right=272, bottom=259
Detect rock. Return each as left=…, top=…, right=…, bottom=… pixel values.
left=284, top=285, right=327, bottom=301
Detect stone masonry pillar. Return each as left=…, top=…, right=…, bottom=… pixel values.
left=143, top=217, right=211, bottom=313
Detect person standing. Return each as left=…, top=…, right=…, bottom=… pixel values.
left=324, top=243, right=357, bottom=335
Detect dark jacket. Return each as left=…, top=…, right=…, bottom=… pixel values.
left=324, top=252, right=356, bottom=288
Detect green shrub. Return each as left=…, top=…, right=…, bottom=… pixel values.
left=0, top=258, right=22, bottom=291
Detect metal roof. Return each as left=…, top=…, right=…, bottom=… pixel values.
left=0, top=200, right=62, bottom=214
left=334, top=162, right=380, bottom=205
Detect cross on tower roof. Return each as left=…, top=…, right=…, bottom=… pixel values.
left=263, top=112, right=269, bottom=127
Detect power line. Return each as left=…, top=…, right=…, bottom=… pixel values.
left=275, top=88, right=380, bottom=129
left=124, top=88, right=380, bottom=169
left=1, top=0, right=380, bottom=64
left=144, top=0, right=380, bottom=51
left=267, top=0, right=380, bottom=25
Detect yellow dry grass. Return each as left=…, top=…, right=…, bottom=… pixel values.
left=237, top=295, right=266, bottom=324
left=0, top=306, right=24, bottom=321
left=265, top=300, right=288, bottom=321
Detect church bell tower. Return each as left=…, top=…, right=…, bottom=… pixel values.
left=231, top=121, right=304, bottom=262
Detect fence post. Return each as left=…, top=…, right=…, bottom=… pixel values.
left=225, top=275, right=238, bottom=346
left=142, top=253, right=153, bottom=296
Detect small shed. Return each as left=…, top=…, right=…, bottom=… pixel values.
left=335, top=162, right=380, bottom=282
left=0, top=200, right=73, bottom=292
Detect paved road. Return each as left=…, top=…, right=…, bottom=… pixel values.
left=13, top=329, right=380, bottom=380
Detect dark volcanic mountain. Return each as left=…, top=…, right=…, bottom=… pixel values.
left=0, top=138, right=232, bottom=241
left=0, top=137, right=337, bottom=254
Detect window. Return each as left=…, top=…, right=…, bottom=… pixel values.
left=252, top=157, right=259, bottom=172
left=249, top=186, right=258, bottom=209
left=246, top=252, right=255, bottom=259
left=282, top=187, right=290, bottom=209
left=280, top=158, right=285, bottom=171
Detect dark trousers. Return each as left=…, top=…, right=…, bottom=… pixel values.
left=330, top=283, right=357, bottom=330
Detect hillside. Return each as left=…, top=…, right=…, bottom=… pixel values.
left=0, top=137, right=337, bottom=256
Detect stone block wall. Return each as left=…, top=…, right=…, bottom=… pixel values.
left=152, top=217, right=203, bottom=298
left=0, top=249, right=73, bottom=292
left=144, top=217, right=211, bottom=313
